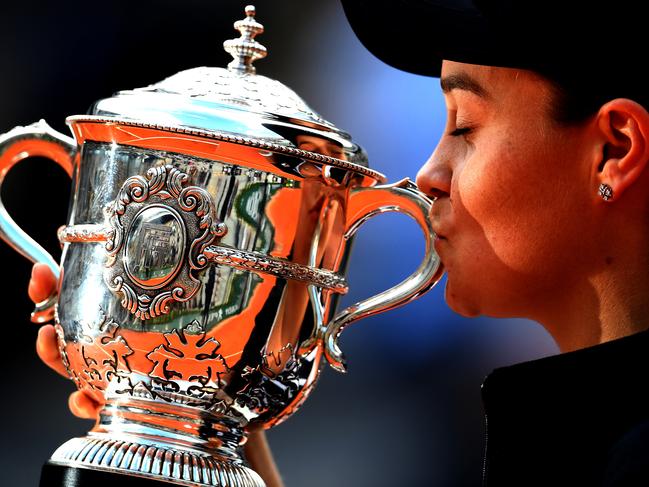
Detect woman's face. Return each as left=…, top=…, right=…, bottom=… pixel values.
left=416, top=60, right=598, bottom=321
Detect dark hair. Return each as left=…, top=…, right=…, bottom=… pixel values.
left=549, top=85, right=604, bottom=125
left=547, top=77, right=649, bottom=125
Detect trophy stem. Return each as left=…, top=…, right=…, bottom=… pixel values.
left=44, top=397, right=265, bottom=487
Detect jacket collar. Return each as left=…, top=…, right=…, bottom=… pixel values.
left=480, top=327, right=649, bottom=485
left=481, top=327, right=649, bottom=400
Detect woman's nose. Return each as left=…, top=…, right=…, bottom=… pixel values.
left=416, top=149, right=452, bottom=200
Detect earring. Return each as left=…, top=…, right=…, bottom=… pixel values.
left=598, top=183, right=613, bottom=201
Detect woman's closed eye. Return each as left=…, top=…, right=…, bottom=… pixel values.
left=448, top=126, right=473, bottom=137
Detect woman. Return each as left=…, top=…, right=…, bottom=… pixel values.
left=341, top=1, right=649, bottom=485
left=31, top=0, right=649, bottom=485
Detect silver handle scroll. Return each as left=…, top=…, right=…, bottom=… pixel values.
left=0, top=120, right=75, bottom=322
left=323, top=178, right=443, bottom=373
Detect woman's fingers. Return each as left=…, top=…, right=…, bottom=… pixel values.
left=68, top=391, right=102, bottom=420
left=38, top=324, right=103, bottom=420
left=29, top=263, right=102, bottom=420
left=30, top=264, right=66, bottom=377
left=28, top=262, right=57, bottom=303
left=36, top=324, right=69, bottom=378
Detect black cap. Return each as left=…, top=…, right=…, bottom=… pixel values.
left=341, top=0, right=646, bottom=104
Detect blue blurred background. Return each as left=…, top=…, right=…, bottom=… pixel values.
left=0, top=1, right=558, bottom=486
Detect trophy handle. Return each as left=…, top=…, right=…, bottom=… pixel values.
left=0, top=120, right=76, bottom=322
left=323, top=178, right=444, bottom=372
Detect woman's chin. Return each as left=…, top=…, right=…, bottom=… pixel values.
left=444, top=280, right=482, bottom=318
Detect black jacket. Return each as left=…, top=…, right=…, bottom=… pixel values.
left=481, top=329, right=649, bottom=486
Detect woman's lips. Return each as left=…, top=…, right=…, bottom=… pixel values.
left=429, top=208, right=448, bottom=238
left=433, top=233, right=446, bottom=253
left=431, top=225, right=447, bottom=241
left=435, top=234, right=446, bottom=240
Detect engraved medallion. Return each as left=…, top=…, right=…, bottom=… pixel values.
left=124, top=205, right=186, bottom=290
left=105, top=164, right=227, bottom=320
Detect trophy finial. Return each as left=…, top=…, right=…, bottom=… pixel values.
left=223, top=5, right=267, bottom=75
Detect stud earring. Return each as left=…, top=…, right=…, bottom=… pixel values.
left=598, top=183, right=613, bottom=201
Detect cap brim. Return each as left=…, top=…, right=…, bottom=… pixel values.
left=342, top=1, right=649, bottom=114
left=341, top=0, right=493, bottom=77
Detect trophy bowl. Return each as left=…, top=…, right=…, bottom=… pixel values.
left=0, top=7, right=442, bottom=486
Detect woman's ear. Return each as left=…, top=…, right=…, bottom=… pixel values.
left=595, top=99, right=649, bottom=201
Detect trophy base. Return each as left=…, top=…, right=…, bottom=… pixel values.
left=40, top=398, right=266, bottom=486
left=40, top=462, right=178, bottom=486
left=45, top=434, right=265, bottom=487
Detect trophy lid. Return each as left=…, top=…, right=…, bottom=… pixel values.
left=82, top=5, right=378, bottom=177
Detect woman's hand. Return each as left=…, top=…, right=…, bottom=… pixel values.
left=29, top=262, right=284, bottom=486
left=29, top=262, right=102, bottom=420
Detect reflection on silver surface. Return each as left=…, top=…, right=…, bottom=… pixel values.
left=66, top=115, right=380, bottom=180
left=125, top=205, right=186, bottom=289
left=2, top=132, right=441, bottom=485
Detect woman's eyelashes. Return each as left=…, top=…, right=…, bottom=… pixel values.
left=448, top=126, right=473, bottom=137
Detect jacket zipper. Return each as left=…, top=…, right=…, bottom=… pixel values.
left=481, top=411, right=489, bottom=486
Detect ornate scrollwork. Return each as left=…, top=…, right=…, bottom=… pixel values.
left=105, top=165, right=227, bottom=320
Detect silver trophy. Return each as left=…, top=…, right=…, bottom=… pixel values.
left=0, top=7, right=442, bottom=486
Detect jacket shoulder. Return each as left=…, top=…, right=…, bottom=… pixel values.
left=604, top=420, right=649, bottom=486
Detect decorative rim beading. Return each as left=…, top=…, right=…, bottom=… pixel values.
left=203, top=245, right=348, bottom=293
left=58, top=225, right=348, bottom=293
left=66, top=115, right=386, bottom=182
left=57, top=224, right=111, bottom=243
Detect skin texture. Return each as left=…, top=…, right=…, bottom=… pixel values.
left=416, top=60, right=649, bottom=352
left=29, top=263, right=284, bottom=487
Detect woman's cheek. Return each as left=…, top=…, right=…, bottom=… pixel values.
left=454, top=148, right=539, bottom=273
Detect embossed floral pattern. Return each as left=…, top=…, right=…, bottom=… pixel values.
left=58, top=310, right=134, bottom=394
left=146, top=321, right=230, bottom=404
left=235, top=344, right=304, bottom=415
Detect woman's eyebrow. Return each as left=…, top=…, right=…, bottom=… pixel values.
left=440, top=73, right=490, bottom=100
